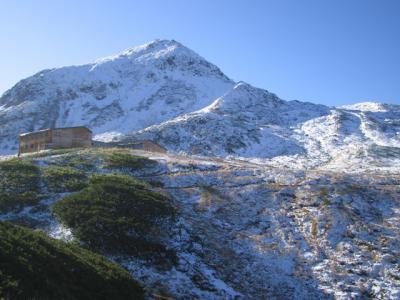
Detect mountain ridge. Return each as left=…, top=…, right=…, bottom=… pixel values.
left=0, top=39, right=399, bottom=172
left=0, top=39, right=233, bottom=154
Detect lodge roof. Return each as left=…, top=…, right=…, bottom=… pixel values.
left=19, top=126, right=92, bottom=137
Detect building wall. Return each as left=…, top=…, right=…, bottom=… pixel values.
left=19, top=127, right=92, bottom=155
left=142, top=140, right=167, bottom=153
left=51, top=128, right=92, bottom=149
left=19, top=130, right=52, bottom=154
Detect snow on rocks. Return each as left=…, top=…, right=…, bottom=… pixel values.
left=115, top=151, right=400, bottom=299
left=0, top=39, right=233, bottom=155
left=0, top=150, right=399, bottom=299
left=0, top=38, right=399, bottom=299
left=1, top=39, right=399, bottom=175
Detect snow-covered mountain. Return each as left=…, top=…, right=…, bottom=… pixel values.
left=1, top=40, right=400, bottom=299
left=1, top=39, right=399, bottom=171
left=123, top=82, right=400, bottom=171
left=125, top=82, right=329, bottom=158
left=0, top=39, right=233, bottom=153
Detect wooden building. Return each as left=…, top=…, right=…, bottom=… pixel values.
left=19, top=127, right=92, bottom=155
left=126, top=140, right=167, bottom=153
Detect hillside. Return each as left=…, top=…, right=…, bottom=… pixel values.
left=0, top=221, right=144, bottom=300
left=0, top=39, right=399, bottom=299
left=124, top=83, right=400, bottom=171
left=0, top=148, right=399, bottom=299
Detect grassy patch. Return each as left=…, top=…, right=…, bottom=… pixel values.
left=103, top=152, right=156, bottom=170
left=311, top=218, right=318, bottom=238
left=42, top=166, right=87, bottom=193
left=0, top=192, right=39, bottom=215
left=26, top=148, right=84, bottom=158
left=53, top=174, right=176, bottom=265
left=319, top=187, right=328, bottom=198
left=319, top=187, right=331, bottom=207
left=197, top=186, right=221, bottom=211
left=49, top=153, right=96, bottom=171
left=0, top=159, right=41, bottom=213
left=0, top=221, right=144, bottom=300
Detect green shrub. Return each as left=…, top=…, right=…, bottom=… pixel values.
left=0, top=159, right=40, bottom=192
left=0, top=159, right=41, bottom=212
left=50, top=154, right=96, bottom=171
left=0, top=192, right=39, bottom=214
left=42, top=166, right=87, bottom=192
left=0, top=221, right=144, bottom=300
left=103, top=152, right=156, bottom=170
left=53, top=174, right=176, bottom=264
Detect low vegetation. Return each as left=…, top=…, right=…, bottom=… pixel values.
left=50, top=153, right=96, bottom=171
left=0, top=149, right=177, bottom=297
left=103, top=152, right=156, bottom=170
left=0, top=159, right=41, bottom=213
left=42, top=166, right=87, bottom=192
left=26, top=148, right=84, bottom=158
left=0, top=221, right=144, bottom=300
left=0, top=149, right=164, bottom=215
left=53, top=173, right=176, bottom=265
left=311, top=218, right=318, bottom=238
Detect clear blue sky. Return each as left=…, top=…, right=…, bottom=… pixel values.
left=1, top=0, right=399, bottom=106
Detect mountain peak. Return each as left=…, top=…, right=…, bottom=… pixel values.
left=94, top=39, right=200, bottom=65
left=0, top=39, right=234, bottom=154
left=87, top=39, right=232, bottom=83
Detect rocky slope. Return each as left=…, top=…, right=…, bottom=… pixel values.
left=0, top=221, right=144, bottom=300
left=125, top=82, right=329, bottom=158
left=1, top=148, right=399, bottom=299
left=124, top=83, right=400, bottom=171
